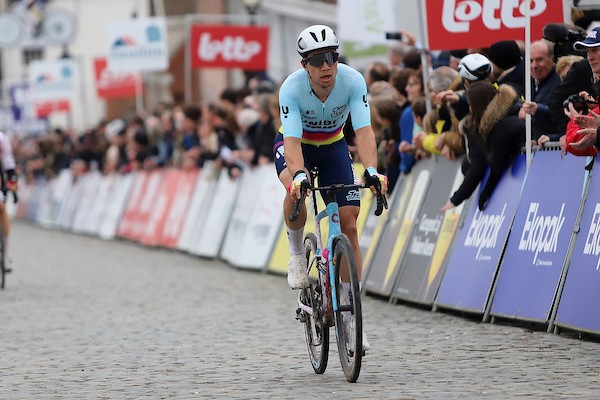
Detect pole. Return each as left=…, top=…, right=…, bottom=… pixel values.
left=525, top=0, right=532, bottom=171
left=135, top=72, right=144, bottom=113
left=184, top=15, right=191, bottom=104
left=417, top=0, right=432, bottom=113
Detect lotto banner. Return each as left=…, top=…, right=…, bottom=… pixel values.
left=490, top=152, right=588, bottom=323
left=190, top=25, right=269, bottom=70
left=554, top=161, right=600, bottom=334
left=434, top=155, right=527, bottom=314
left=390, top=157, right=463, bottom=306
left=425, top=0, right=565, bottom=50
left=363, top=157, right=436, bottom=297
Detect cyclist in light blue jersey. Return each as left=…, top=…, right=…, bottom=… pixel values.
left=274, top=25, right=388, bottom=351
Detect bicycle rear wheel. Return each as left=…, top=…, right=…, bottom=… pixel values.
left=300, top=232, right=329, bottom=374
left=332, top=234, right=362, bottom=382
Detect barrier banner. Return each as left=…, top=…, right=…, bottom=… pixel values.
left=554, top=158, right=600, bottom=334
left=130, top=170, right=164, bottom=242
left=99, top=173, right=135, bottom=240
left=45, top=169, right=73, bottom=227
left=360, top=177, right=402, bottom=281
left=490, top=152, right=587, bottom=322
left=177, top=163, right=218, bottom=253
left=56, top=175, right=84, bottom=229
left=231, top=165, right=287, bottom=270
left=72, top=172, right=103, bottom=233
left=221, top=168, right=261, bottom=264
left=363, top=157, right=436, bottom=297
left=23, top=177, right=47, bottom=222
left=160, top=169, right=199, bottom=249
left=435, top=155, right=527, bottom=314
left=85, top=173, right=116, bottom=236
left=192, top=169, right=240, bottom=258
left=139, top=168, right=180, bottom=247
left=117, top=172, right=147, bottom=240
left=390, top=157, right=463, bottom=305
left=35, top=179, right=56, bottom=228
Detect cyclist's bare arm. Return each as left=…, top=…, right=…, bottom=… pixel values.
left=283, top=136, right=307, bottom=201
left=354, top=126, right=388, bottom=195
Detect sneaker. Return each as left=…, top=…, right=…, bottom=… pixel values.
left=287, top=254, right=308, bottom=289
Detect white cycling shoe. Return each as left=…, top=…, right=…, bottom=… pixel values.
left=287, top=254, right=308, bottom=289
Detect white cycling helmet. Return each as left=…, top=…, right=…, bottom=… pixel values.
left=457, top=53, right=493, bottom=81
left=296, top=24, right=339, bottom=57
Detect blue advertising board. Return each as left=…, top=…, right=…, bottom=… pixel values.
left=434, top=155, right=527, bottom=314
left=554, top=160, right=600, bottom=334
left=490, top=152, right=587, bottom=322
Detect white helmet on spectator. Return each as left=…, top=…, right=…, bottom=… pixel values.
left=296, top=25, right=339, bottom=57
left=458, top=53, right=493, bottom=81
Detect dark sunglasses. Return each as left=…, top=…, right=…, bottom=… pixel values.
left=304, top=51, right=339, bottom=67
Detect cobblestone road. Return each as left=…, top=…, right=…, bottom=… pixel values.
left=1, top=221, right=599, bottom=399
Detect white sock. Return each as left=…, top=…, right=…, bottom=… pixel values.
left=286, top=225, right=304, bottom=255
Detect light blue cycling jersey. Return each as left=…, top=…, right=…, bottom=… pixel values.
left=278, top=63, right=371, bottom=146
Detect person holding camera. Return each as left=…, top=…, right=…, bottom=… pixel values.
left=563, top=27, right=600, bottom=155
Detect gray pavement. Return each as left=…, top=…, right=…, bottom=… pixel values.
left=1, top=220, right=599, bottom=399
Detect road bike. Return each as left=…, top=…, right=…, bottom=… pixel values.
left=290, top=168, right=387, bottom=382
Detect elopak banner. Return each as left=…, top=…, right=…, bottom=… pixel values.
left=29, top=59, right=78, bottom=116
left=426, top=0, right=565, bottom=50
left=490, top=152, right=587, bottom=322
left=190, top=25, right=269, bottom=70
left=337, top=0, right=398, bottom=45
left=106, top=17, right=168, bottom=72
left=93, top=57, right=140, bottom=99
left=554, top=161, right=600, bottom=334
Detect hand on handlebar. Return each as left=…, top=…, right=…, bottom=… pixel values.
left=364, top=167, right=388, bottom=195
left=288, top=170, right=311, bottom=201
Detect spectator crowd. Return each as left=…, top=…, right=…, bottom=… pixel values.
left=9, top=9, right=600, bottom=213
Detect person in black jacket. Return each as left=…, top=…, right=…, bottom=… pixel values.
left=442, top=81, right=525, bottom=212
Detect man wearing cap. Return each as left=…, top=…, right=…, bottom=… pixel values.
left=566, top=27, right=600, bottom=152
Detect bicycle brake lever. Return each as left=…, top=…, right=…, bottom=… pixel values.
left=289, top=181, right=310, bottom=222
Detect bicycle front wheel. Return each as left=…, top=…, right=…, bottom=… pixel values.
left=332, top=234, right=362, bottom=382
left=300, top=232, right=329, bottom=374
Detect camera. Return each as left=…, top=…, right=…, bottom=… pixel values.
left=563, top=94, right=598, bottom=115
left=543, top=23, right=587, bottom=61
left=385, top=32, right=403, bottom=40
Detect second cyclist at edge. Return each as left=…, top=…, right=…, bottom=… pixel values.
left=273, top=24, right=388, bottom=352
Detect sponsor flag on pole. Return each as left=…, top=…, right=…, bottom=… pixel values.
left=190, top=25, right=269, bottom=70
left=426, top=0, right=564, bottom=50
left=106, top=17, right=168, bottom=72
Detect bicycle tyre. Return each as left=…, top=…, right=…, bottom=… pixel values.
left=332, top=234, right=362, bottom=382
left=301, top=232, right=329, bottom=374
